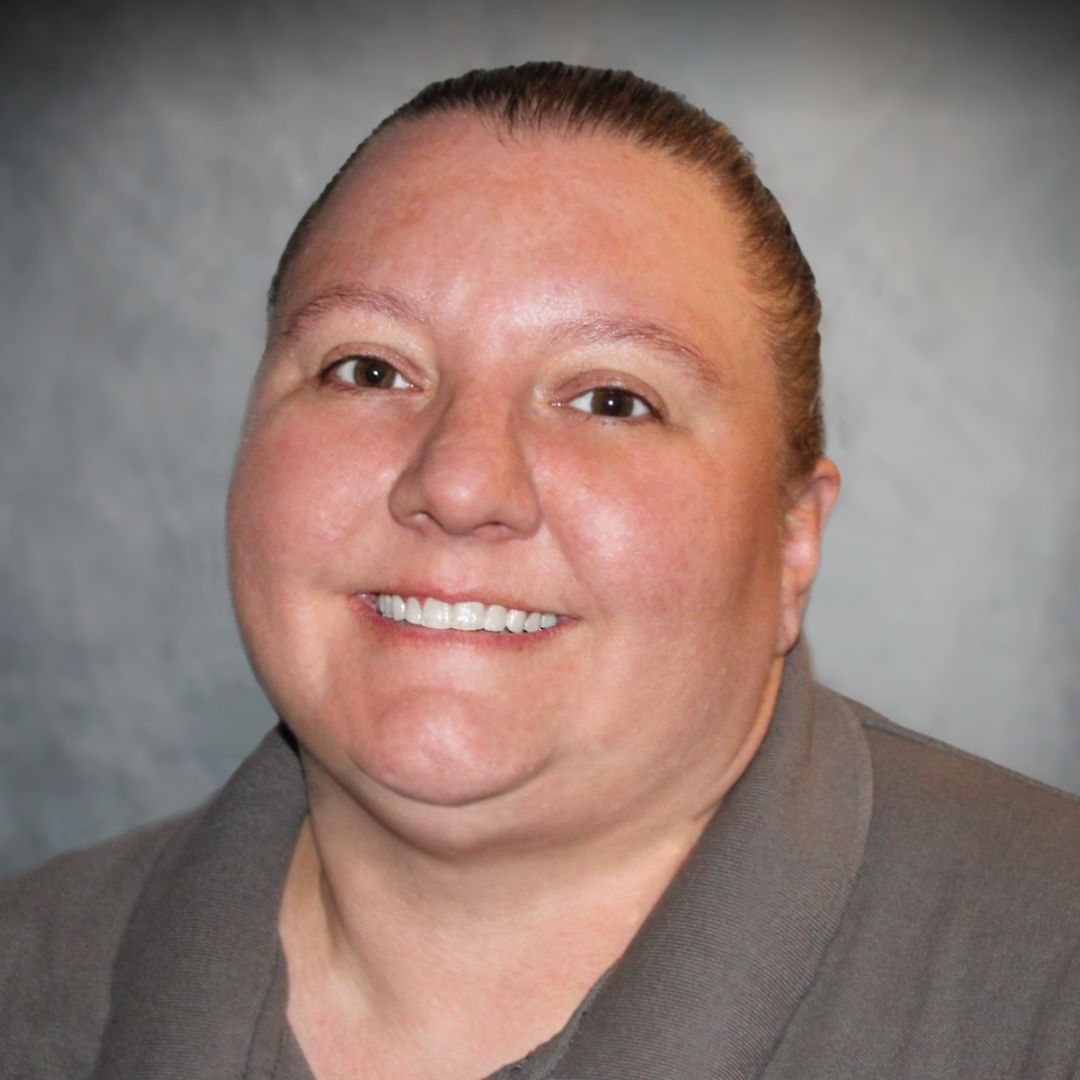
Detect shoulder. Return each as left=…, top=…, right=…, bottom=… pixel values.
left=1, top=812, right=191, bottom=949
left=850, top=694, right=1080, bottom=902
left=769, top=684, right=1080, bottom=1075
left=0, top=814, right=194, bottom=1075
left=808, top=681, right=1079, bottom=950
left=801, top=687, right=1080, bottom=1071
left=0, top=728, right=306, bottom=1078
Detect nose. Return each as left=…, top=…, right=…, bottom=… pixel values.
left=388, top=394, right=542, bottom=540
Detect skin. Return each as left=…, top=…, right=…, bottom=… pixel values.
left=227, top=114, right=838, bottom=1079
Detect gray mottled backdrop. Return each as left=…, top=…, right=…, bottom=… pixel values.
left=2, top=0, right=1078, bottom=876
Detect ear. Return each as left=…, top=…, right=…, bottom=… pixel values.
left=776, top=457, right=840, bottom=656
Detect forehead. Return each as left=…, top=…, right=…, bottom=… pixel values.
left=277, top=115, right=766, bottom=372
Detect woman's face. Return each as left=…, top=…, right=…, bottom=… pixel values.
left=228, top=116, right=818, bottom=850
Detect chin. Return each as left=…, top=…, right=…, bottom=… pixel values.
left=337, top=689, right=555, bottom=810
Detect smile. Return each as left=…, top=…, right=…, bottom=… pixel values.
left=375, top=594, right=560, bottom=634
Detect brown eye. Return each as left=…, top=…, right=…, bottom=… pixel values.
left=331, top=355, right=409, bottom=389
left=568, top=387, right=653, bottom=419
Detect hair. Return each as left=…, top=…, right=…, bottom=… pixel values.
left=268, top=62, right=824, bottom=481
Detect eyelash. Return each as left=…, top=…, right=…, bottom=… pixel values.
left=321, top=355, right=412, bottom=391
left=320, top=356, right=662, bottom=423
left=564, top=386, right=660, bottom=421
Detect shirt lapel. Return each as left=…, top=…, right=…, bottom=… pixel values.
left=90, top=725, right=307, bottom=1080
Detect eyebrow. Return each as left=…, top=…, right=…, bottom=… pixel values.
left=546, top=313, right=726, bottom=391
left=273, top=285, right=725, bottom=390
left=274, top=284, right=429, bottom=343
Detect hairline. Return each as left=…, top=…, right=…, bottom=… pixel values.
left=269, top=110, right=761, bottom=329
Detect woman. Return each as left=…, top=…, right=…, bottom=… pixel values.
left=3, top=64, right=1077, bottom=1080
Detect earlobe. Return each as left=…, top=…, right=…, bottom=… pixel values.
left=776, top=458, right=841, bottom=655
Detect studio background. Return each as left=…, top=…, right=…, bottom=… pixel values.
left=2, top=0, right=1077, bottom=876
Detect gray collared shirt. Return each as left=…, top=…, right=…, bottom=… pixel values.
left=3, top=641, right=1079, bottom=1078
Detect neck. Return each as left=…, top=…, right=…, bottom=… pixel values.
left=280, top=657, right=783, bottom=1077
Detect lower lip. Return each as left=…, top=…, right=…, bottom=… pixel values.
left=350, top=594, right=572, bottom=650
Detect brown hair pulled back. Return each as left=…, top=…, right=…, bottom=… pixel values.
left=268, top=62, right=825, bottom=481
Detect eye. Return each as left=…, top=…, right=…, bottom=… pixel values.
left=327, top=355, right=411, bottom=389
left=566, top=387, right=656, bottom=419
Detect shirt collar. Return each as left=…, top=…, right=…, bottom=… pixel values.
left=91, top=725, right=308, bottom=1079
left=544, top=639, right=873, bottom=1078
left=92, top=640, right=872, bottom=1080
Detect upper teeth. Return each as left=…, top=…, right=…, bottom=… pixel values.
left=376, top=594, right=559, bottom=633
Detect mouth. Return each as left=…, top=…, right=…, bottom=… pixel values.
left=369, top=593, right=562, bottom=635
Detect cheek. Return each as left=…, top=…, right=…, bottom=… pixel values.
left=543, top=432, right=782, bottom=618
left=227, top=400, right=401, bottom=582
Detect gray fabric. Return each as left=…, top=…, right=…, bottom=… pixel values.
left=0, top=724, right=308, bottom=1080
left=2, top=641, right=1078, bottom=1078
